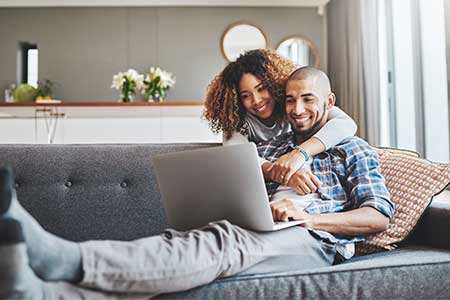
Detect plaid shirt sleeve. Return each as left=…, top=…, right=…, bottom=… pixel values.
left=343, top=139, right=395, bottom=222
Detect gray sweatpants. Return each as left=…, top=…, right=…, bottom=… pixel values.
left=45, top=220, right=336, bottom=300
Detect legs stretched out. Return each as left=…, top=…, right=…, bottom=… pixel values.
left=0, top=166, right=336, bottom=299
left=0, top=167, right=83, bottom=283
left=0, top=218, right=45, bottom=300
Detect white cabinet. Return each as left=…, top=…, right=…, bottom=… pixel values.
left=0, top=118, right=36, bottom=143
left=0, top=104, right=222, bottom=144
left=63, top=117, right=162, bottom=143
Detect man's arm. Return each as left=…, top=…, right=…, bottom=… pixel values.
left=271, top=200, right=389, bottom=235
left=271, top=139, right=394, bottom=236
left=306, top=207, right=389, bottom=235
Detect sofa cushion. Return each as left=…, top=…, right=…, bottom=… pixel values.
left=0, top=143, right=217, bottom=241
left=358, top=149, right=450, bottom=254
left=156, top=247, right=450, bottom=300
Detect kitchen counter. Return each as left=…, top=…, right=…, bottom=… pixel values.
left=0, top=101, right=220, bottom=144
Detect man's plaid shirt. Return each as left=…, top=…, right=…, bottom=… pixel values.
left=257, top=133, right=394, bottom=258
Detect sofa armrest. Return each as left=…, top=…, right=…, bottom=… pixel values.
left=406, top=200, right=450, bottom=249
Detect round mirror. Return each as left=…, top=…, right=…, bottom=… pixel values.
left=221, top=22, right=267, bottom=62
left=276, top=36, right=320, bottom=68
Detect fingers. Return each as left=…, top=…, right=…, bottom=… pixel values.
left=302, top=176, right=317, bottom=193
left=290, top=170, right=323, bottom=195
left=283, top=168, right=297, bottom=186
left=310, top=174, right=323, bottom=190
left=270, top=163, right=296, bottom=185
left=268, top=164, right=281, bottom=183
left=270, top=199, right=295, bottom=222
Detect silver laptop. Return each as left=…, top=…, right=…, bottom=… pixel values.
left=153, top=143, right=305, bottom=232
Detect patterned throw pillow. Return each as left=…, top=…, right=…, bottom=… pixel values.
left=356, top=149, right=450, bottom=255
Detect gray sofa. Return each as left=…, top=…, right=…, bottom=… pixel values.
left=1, top=143, right=450, bottom=299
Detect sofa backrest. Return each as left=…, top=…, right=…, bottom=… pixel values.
left=0, top=143, right=218, bottom=241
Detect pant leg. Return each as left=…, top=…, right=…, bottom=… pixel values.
left=75, top=220, right=335, bottom=296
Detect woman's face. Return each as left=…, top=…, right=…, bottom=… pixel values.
left=238, top=73, right=275, bottom=122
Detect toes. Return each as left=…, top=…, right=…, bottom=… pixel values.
left=0, top=219, right=24, bottom=245
left=0, top=167, right=14, bottom=215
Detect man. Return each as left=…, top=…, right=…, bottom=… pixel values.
left=260, top=66, right=394, bottom=260
left=0, top=67, right=394, bottom=300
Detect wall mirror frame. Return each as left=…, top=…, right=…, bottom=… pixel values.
left=275, top=35, right=320, bottom=68
left=221, top=21, right=268, bottom=62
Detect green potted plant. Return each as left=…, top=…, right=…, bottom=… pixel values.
left=111, top=69, right=144, bottom=102
left=36, top=79, right=56, bottom=100
left=142, top=67, right=175, bottom=102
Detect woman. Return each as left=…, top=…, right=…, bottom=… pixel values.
left=204, top=49, right=357, bottom=193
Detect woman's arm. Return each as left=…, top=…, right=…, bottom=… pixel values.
left=312, top=106, right=357, bottom=150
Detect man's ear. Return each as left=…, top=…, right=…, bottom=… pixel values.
left=326, top=93, right=336, bottom=109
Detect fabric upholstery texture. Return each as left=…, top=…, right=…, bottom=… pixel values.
left=1, top=144, right=450, bottom=299
left=0, top=143, right=217, bottom=241
left=358, top=149, right=450, bottom=254
left=157, top=247, right=450, bottom=300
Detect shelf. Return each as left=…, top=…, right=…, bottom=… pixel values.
left=0, top=101, right=205, bottom=107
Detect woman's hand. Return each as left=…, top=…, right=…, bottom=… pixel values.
left=287, top=169, right=322, bottom=195
left=269, top=150, right=307, bottom=185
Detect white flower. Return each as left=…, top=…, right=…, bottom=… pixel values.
left=159, top=70, right=175, bottom=88
left=126, top=69, right=139, bottom=80
left=135, top=73, right=145, bottom=90
left=111, top=72, right=125, bottom=90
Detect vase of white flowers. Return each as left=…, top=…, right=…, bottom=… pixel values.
left=142, top=67, right=175, bottom=102
left=111, top=69, right=144, bottom=102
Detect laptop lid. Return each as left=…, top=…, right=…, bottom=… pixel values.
left=153, top=143, right=276, bottom=231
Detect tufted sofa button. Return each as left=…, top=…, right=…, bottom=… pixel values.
left=65, top=181, right=73, bottom=188
left=120, top=181, right=128, bottom=188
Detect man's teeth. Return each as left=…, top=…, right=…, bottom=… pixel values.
left=294, top=116, right=310, bottom=122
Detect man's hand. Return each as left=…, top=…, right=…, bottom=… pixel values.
left=287, top=169, right=322, bottom=195
left=269, top=150, right=307, bottom=185
left=270, top=199, right=315, bottom=228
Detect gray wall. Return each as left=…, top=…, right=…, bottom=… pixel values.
left=0, top=7, right=324, bottom=102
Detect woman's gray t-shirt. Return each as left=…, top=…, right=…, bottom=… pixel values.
left=244, top=113, right=291, bottom=144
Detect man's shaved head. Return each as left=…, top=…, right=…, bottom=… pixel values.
left=287, top=66, right=331, bottom=98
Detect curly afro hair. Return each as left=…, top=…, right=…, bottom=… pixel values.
left=204, top=49, right=296, bottom=139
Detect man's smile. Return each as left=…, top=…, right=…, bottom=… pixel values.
left=290, top=114, right=312, bottom=126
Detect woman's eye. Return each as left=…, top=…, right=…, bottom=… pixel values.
left=257, top=87, right=265, bottom=92
left=305, top=98, right=315, bottom=102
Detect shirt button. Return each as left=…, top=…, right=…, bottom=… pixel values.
left=15, top=183, right=19, bottom=188
left=121, top=181, right=128, bottom=188
left=65, top=181, right=73, bottom=188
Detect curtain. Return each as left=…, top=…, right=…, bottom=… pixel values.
left=327, top=0, right=381, bottom=145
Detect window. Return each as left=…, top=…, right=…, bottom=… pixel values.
left=17, top=42, right=38, bottom=88
left=380, top=0, right=449, bottom=163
